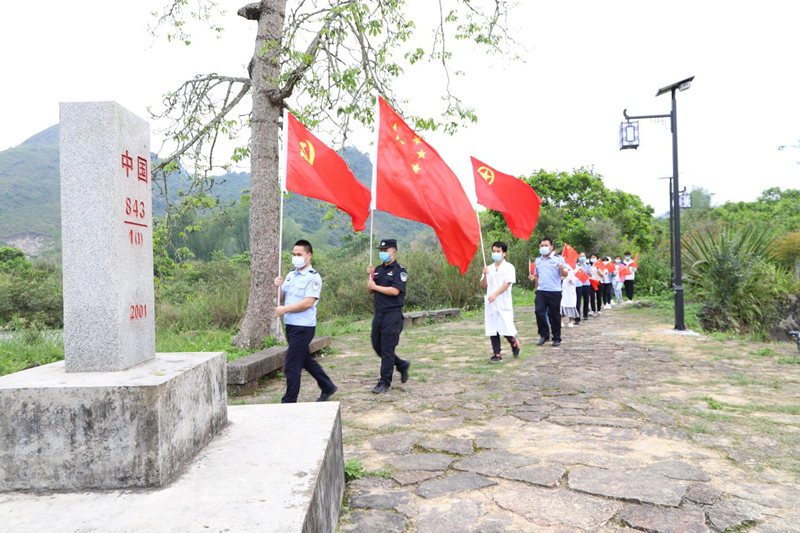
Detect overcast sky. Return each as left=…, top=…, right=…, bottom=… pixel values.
left=1, top=1, right=799, bottom=215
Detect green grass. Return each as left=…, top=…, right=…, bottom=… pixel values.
left=702, top=395, right=724, bottom=410
left=752, top=347, right=780, bottom=357
left=778, top=357, right=800, bottom=365
left=0, top=329, right=64, bottom=376
left=344, top=458, right=394, bottom=481
left=156, top=328, right=266, bottom=362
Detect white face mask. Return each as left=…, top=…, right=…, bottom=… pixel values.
left=292, top=255, right=308, bottom=269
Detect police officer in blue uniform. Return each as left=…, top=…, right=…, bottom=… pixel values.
left=274, top=239, right=337, bottom=403
left=366, top=239, right=410, bottom=394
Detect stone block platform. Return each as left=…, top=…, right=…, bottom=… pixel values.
left=0, top=352, right=227, bottom=491
left=0, top=403, right=344, bottom=533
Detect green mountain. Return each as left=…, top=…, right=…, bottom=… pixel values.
left=0, top=125, right=430, bottom=255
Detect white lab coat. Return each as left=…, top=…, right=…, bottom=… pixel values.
left=483, top=260, right=517, bottom=336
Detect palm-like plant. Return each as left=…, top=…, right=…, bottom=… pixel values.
left=683, top=225, right=799, bottom=336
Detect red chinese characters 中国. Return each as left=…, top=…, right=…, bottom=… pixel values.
left=137, top=156, right=148, bottom=183
left=121, top=151, right=133, bottom=177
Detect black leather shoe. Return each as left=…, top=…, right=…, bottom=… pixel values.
left=317, top=385, right=338, bottom=402
left=552, top=340, right=561, bottom=347
left=536, top=337, right=549, bottom=346
left=372, top=383, right=391, bottom=394
left=399, top=363, right=411, bottom=384
left=512, top=342, right=521, bottom=358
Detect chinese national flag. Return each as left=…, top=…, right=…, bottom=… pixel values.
left=561, top=244, right=579, bottom=269
left=529, top=260, right=536, bottom=276
left=285, top=112, right=371, bottom=231
left=619, top=266, right=632, bottom=278
left=471, top=157, right=541, bottom=240
left=604, top=262, right=616, bottom=274
left=590, top=279, right=600, bottom=290
left=575, top=268, right=589, bottom=283
left=375, top=98, right=479, bottom=274
left=596, top=259, right=605, bottom=271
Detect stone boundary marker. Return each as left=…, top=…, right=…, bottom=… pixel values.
left=228, top=336, right=332, bottom=395
left=403, top=308, right=461, bottom=328
left=60, top=101, right=155, bottom=372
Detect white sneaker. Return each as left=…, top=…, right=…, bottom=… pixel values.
left=561, top=322, right=565, bottom=327
left=568, top=322, right=574, bottom=328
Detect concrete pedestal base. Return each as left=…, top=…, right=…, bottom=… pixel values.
left=0, top=352, right=227, bottom=491
left=0, top=404, right=344, bottom=533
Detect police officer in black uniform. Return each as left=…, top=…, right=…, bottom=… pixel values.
left=366, top=239, right=410, bottom=394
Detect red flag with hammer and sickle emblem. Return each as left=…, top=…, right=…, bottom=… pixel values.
left=471, top=157, right=541, bottom=241
left=284, top=111, right=371, bottom=231
left=374, top=97, right=479, bottom=274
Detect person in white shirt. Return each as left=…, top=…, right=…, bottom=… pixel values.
left=560, top=265, right=579, bottom=328
left=612, top=255, right=625, bottom=304
left=622, top=251, right=638, bottom=303
left=600, top=256, right=614, bottom=309
left=481, top=241, right=520, bottom=363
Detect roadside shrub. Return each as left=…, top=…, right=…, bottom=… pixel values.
left=683, top=225, right=800, bottom=338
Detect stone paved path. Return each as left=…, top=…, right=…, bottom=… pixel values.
left=243, top=302, right=800, bottom=532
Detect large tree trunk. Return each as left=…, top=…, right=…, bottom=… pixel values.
left=234, top=0, right=287, bottom=349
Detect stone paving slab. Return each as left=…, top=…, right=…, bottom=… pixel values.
left=493, top=485, right=622, bottom=530
left=619, top=504, right=709, bottom=533
left=568, top=467, right=688, bottom=506
left=415, top=472, right=496, bottom=499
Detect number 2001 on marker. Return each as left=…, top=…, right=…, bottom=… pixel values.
left=130, top=304, right=147, bottom=321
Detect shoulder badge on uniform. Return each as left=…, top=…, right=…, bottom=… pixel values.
left=400, top=272, right=408, bottom=282
left=309, top=269, right=317, bottom=274
left=312, top=281, right=321, bottom=291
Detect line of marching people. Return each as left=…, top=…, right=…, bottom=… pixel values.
left=482, top=239, right=638, bottom=362
left=559, top=250, right=638, bottom=329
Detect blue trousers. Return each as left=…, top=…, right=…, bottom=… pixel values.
left=282, top=324, right=336, bottom=403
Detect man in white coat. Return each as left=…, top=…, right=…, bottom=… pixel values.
left=481, top=241, right=520, bottom=363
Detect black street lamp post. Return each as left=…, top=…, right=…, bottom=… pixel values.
left=621, top=76, right=694, bottom=331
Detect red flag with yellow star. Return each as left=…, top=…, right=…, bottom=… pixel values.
left=471, top=157, right=541, bottom=241
left=284, top=111, right=371, bottom=231
left=374, top=97, right=479, bottom=274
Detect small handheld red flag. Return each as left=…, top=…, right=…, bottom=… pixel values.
left=471, top=157, right=541, bottom=240
left=529, top=260, right=535, bottom=277
left=575, top=268, right=589, bottom=283
left=590, top=279, right=600, bottom=290
left=604, top=262, right=616, bottom=274
left=619, top=266, right=632, bottom=278
left=595, top=259, right=605, bottom=271
left=285, top=112, right=371, bottom=231
left=629, top=260, right=639, bottom=269
left=561, top=244, right=579, bottom=269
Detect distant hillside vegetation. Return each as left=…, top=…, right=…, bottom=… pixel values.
left=0, top=125, right=431, bottom=254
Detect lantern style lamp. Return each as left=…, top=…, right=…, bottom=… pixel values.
left=619, top=120, right=639, bottom=150
left=679, top=190, right=692, bottom=208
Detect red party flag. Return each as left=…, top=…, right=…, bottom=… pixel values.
left=590, top=279, right=600, bottom=290
left=471, top=157, right=541, bottom=240
left=284, top=111, right=371, bottom=231
left=561, top=244, right=579, bottom=269
left=575, top=268, right=589, bottom=283
left=374, top=97, right=479, bottom=274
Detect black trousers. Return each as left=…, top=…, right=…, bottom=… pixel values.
left=575, top=285, right=591, bottom=320
left=371, top=310, right=409, bottom=386
left=624, top=279, right=635, bottom=300
left=282, top=324, right=336, bottom=403
left=535, top=290, right=562, bottom=342
left=490, top=335, right=517, bottom=355
left=601, top=283, right=613, bottom=304
left=590, top=286, right=600, bottom=312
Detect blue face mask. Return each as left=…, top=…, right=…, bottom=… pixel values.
left=539, top=246, right=550, bottom=256
left=491, top=252, right=503, bottom=262
left=379, top=251, right=392, bottom=263
left=578, top=257, right=586, bottom=263
left=615, top=259, right=621, bottom=264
